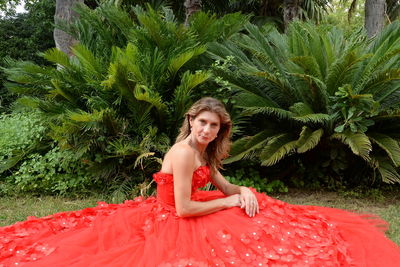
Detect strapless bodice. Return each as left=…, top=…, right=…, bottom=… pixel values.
left=152, top=165, right=210, bottom=206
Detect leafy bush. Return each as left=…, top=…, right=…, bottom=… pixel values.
left=0, top=111, right=96, bottom=196
left=7, top=146, right=96, bottom=195
left=3, top=2, right=249, bottom=197
left=225, top=167, right=288, bottom=193
left=0, top=0, right=54, bottom=112
left=209, top=21, right=400, bottom=185
left=0, top=111, right=48, bottom=175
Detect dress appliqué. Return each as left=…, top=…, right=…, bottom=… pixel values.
left=1, top=165, right=399, bottom=267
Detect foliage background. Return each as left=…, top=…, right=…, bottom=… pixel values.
left=0, top=0, right=399, bottom=199
left=0, top=0, right=54, bottom=112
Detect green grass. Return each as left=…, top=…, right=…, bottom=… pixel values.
left=0, top=195, right=105, bottom=226
left=1, top=190, right=399, bottom=245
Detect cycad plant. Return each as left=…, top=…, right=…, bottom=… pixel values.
left=208, top=21, right=400, bottom=185
left=3, top=2, right=249, bottom=195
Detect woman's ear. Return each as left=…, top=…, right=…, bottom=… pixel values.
left=188, top=116, right=193, bottom=128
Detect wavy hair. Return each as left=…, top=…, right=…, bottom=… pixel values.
left=175, top=97, right=232, bottom=172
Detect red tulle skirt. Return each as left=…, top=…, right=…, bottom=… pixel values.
left=1, top=190, right=400, bottom=267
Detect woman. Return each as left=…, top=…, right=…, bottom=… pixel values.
left=1, top=97, right=400, bottom=266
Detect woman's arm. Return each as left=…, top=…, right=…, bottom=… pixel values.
left=172, top=145, right=241, bottom=218
left=211, top=170, right=259, bottom=217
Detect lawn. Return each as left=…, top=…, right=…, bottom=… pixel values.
left=1, top=190, right=399, bottom=245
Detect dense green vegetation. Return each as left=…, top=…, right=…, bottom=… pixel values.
left=0, top=0, right=399, bottom=199
left=1, top=3, right=250, bottom=198
left=0, top=0, right=54, bottom=112
left=212, top=21, right=400, bottom=187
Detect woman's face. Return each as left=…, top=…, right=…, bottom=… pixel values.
left=190, top=111, right=221, bottom=145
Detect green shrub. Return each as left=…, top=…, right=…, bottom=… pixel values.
left=222, top=161, right=289, bottom=193
left=210, top=21, right=400, bottom=185
left=225, top=168, right=288, bottom=194
left=0, top=111, right=48, bottom=175
left=0, top=0, right=55, bottom=112
left=3, top=3, right=250, bottom=198
left=7, top=146, right=96, bottom=195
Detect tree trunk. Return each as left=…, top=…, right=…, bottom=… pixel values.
left=365, top=0, right=386, bottom=38
left=54, top=0, right=84, bottom=56
left=283, top=0, right=300, bottom=30
left=184, top=0, right=202, bottom=26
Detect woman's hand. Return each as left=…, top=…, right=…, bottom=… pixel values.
left=224, top=194, right=242, bottom=208
left=239, top=186, right=259, bottom=217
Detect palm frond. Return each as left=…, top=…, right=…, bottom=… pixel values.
left=289, top=102, right=331, bottom=124
left=242, top=106, right=292, bottom=120
left=354, top=21, right=400, bottom=93
left=292, top=113, right=332, bottom=124
left=296, top=127, right=324, bottom=153
left=71, top=44, right=105, bottom=79
left=368, top=133, right=400, bottom=167
left=225, top=130, right=278, bottom=164
left=48, top=79, right=77, bottom=105
left=168, top=46, right=206, bottom=77
left=243, top=23, right=287, bottom=77
left=134, top=84, right=167, bottom=114
left=374, top=156, right=400, bottom=184
left=290, top=73, right=329, bottom=109
left=291, top=56, right=322, bottom=79
left=42, top=48, right=72, bottom=68
left=326, top=51, right=369, bottom=96
left=330, top=131, right=372, bottom=161
left=260, top=133, right=298, bottom=166
left=235, top=92, right=279, bottom=109
left=171, top=70, right=211, bottom=122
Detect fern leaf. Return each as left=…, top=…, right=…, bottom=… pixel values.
left=290, top=72, right=329, bottom=108
left=134, top=85, right=167, bottom=114
left=168, top=46, right=207, bottom=77
left=235, top=92, right=279, bottom=108
left=291, top=56, right=322, bottom=79
left=296, top=127, right=324, bottom=153
left=289, top=102, right=331, bottom=124
left=172, top=70, right=210, bottom=120
left=292, top=113, right=331, bottom=124
left=288, top=102, right=313, bottom=115
left=49, top=79, right=77, bottom=105
left=260, top=133, right=298, bottom=166
left=242, top=106, right=292, bottom=120
left=71, top=44, right=105, bottom=79
left=330, top=131, right=372, bottom=161
left=374, top=156, right=400, bottom=184
left=224, top=130, right=277, bottom=164
left=43, top=48, right=72, bottom=68
left=368, top=133, right=400, bottom=167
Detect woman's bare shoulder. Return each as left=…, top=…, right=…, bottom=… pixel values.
left=161, top=142, right=195, bottom=173
left=167, top=142, right=195, bottom=159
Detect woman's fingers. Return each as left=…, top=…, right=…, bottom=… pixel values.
left=246, top=198, right=250, bottom=215
left=250, top=198, right=259, bottom=217
left=239, top=190, right=259, bottom=217
left=251, top=199, right=256, bottom=217
left=242, top=197, right=258, bottom=217
left=240, top=195, right=245, bottom=209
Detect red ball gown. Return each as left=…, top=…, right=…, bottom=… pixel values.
left=1, top=165, right=400, bottom=266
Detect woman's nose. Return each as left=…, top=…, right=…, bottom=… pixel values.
left=203, top=124, right=211, bottom=133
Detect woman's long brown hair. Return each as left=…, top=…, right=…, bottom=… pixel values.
left=175, top=97, right=232, bottom=172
